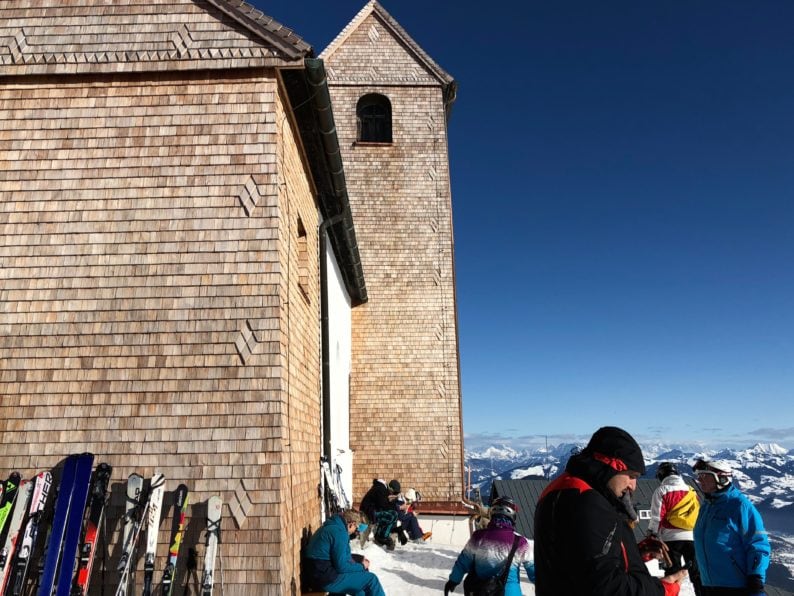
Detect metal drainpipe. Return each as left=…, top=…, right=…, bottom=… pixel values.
left=319, top=212, right=346, bottom=463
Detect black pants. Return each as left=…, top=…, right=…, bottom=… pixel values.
left=665, top=540, right=703, bottom=596
left=701, top=588, right=748, bottom=596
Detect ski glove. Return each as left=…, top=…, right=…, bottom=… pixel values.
left=747, top=574, right=765, bottom=595
left=443, top=580, right=458, bottom=595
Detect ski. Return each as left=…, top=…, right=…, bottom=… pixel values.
left=37, top=455, right=82, bottom=596
left=115, top=474, right=147, bottom=596
left=54, top=454, right=95, bottom=596
left=0, top=472, right=22, bottom=539
left=71, top=462, right=112, bottom=596
left=0, top=479, right=32, bottom=594
left=141, top=474, right=165, bottom=596
left=9, top=471, right=52, bottom=596
left=161, top=485, right=189, bottom=596
left=200, top=497, right=221, bottom=596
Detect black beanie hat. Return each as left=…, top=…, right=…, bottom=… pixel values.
left=388, top=479, right=401, bottom=493
left=585, top=426, right=646, bottom=474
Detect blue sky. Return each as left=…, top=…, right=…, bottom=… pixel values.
left=252, top=0, right=794, bottom=451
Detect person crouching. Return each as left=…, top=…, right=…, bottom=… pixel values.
left=303, top=509, right=385, bottom=596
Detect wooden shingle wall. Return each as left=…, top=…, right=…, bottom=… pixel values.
left=323, top=11, right=464, bottom=505
left=274, top=86, right=324, bottom=595
left=0, top=68, right=322, bottom=594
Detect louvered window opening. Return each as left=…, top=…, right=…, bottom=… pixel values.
left=356, top=94, right=392, bottom=143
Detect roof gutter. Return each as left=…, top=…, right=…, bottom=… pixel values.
left=304, top=57, right=367, bottom=305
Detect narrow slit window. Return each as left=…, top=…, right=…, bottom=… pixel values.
left=297, top=217, right=310, bottom=301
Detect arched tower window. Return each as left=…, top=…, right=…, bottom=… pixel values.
left=356, top=94, right=392, bottom=143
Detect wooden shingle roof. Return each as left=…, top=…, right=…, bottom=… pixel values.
left=0, top=0, right=312, bottom=77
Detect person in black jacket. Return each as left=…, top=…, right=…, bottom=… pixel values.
left=359, top=479, right=400, bottom=549
left=533, top=426, right=688, bottom=596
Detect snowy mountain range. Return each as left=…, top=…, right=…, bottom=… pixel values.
left=466, top=441, right=794, bottom=509
left=465, top=441, right=794, bottom=591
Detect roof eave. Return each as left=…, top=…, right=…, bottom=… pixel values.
left=204, top=0, right=314, bottom=60
left=279, top=59, right=368, bottom=306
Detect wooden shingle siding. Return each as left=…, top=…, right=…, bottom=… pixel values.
left=322, top=4, right=464, bottom=506
left=275, top=86, right=323, bottom=595
left=0, top=65, right=322, bottom=592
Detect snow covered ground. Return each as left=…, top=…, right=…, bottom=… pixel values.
left=351, top=539, right=698, bottom=595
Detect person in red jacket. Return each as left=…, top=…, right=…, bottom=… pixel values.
left=533, top=426, right=688, bottom=596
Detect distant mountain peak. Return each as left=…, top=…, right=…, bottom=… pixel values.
left=747, top=442, right=789, bottom=456
left=466, top=444, right=525, bottom=460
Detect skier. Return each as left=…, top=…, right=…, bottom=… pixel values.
left=303, top=510, right=385, bottom=596
left=533, top=426, right=688, bottom=595
left=692, top=458, right=770, bottom=596
left=444, top=496, right=534, bottom=596
left=359, top=479, right=400, bottom=549
left=648, top=462, right=702, bottom=595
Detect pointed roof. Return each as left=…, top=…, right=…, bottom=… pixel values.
left=0, top=0, right=312, bottom=77
left=319, top=0, right=454, bottom=88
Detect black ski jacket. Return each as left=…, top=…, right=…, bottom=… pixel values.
left=534, top=455, right=672, bottom=596
left=359, top=479, right=390, bottom=522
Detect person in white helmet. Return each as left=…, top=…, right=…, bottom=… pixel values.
left=692, top=459, right=770, bottom=596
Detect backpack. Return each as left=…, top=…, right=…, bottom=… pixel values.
left=665, top=488, right=700, bottom=530
left=463, top=535, right=521, bottom=596
left=463, top=573, right=507, bottom=596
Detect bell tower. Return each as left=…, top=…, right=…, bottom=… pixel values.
left=321, top=1, right=464, bottom=512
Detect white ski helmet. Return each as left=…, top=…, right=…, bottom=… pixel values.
left=693, top=458, right=732, bottom=488
left=404, top=488, right=418, bottom=503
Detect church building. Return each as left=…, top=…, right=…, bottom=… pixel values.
left=0, top=1, right=463, bottom=593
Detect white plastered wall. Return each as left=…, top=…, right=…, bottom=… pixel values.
left=325, top=231, right=354, bottom=503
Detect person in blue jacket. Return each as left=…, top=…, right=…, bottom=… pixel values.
left=303, top=509, right=385, bottom=596
left=692, top=459, right=771, bottom=596
left=444, top=496, right=535, bottom=596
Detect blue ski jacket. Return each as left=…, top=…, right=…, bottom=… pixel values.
left=303, top=515, right=365, bottom=587
left=693, top=483, right=770, bottom=589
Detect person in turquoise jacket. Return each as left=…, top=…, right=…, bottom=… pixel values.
left=692, top=459, right=771, bottom=596
left=444, top=497, right=535, bottom=596
left=303, top=510, right=385, bottom=596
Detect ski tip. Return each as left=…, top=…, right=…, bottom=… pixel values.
left=96, top=462, right=113, bottom=475
left=206, top=496, right=222, bottom=521
left=174, top=484, right=189, bottom=505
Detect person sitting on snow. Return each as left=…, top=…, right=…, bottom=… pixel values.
left=302, top=509, right=385, bottom=596
left=359, top=478, right=400, bottom=550
left=394, top=488, right=432, bottom=544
